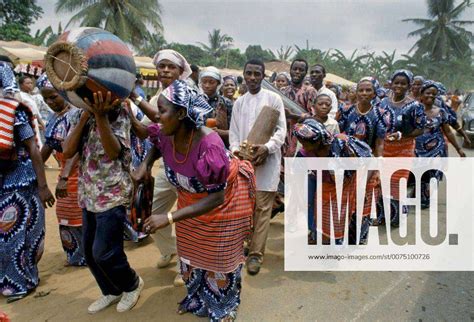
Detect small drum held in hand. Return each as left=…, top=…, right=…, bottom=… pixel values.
left=44, top=27, right=136, bottom=110
left=239, top=105, right=280, bottom=161
left=130, top=175, right=155, bottom=232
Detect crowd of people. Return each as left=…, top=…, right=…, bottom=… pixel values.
left=0, top=48, right=469, bottom=321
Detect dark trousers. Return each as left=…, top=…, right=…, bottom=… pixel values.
left=82, top=206, right=138, bottom=296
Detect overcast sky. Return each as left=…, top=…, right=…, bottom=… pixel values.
left=32, top=0, right=474, bottom=56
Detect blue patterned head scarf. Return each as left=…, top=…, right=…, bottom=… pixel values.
left=161, top=80, right=213, bottom=129
left=434, top=82, right=447, bottom=96
left=358, top=76, right=380, bottom=92
left=358, top=76, right=385, bottom=100
left=391, top=69, right=414, bottom=86
left=328, top=84, right=342, bottom=98
left=420, top=80, right=438, bottom=94
left=292, top=118, right=333, bottom=145
left=36, top=73, right=53, bottom=90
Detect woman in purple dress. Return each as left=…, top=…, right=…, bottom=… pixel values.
left=134, top=80, right=256, bottom=321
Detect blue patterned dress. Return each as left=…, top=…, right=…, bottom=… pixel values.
left=337, top=103, right=387, bottom=151
left=130, top=109, right=151, bottom=170
left=0, top=109, right=45, bottom=298
left=437, top=98, right=458, bottom=156
left=415, top=106, right=448, bottom=208
left=377, top=97, right=426, bottom=227
left=44, top=107, right=86, bottom=266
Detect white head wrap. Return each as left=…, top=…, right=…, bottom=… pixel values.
left=199, top=66, right=222, bottom=94
left=199, top=66, right=222, bottom=83
left=152, top=49, right=192, bottom=80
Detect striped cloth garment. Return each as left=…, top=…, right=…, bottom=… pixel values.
left=55, top=152, right=83, bottom=226
left=0, top=98, right=19, bottom=153
left=315, top=171, right=380, bottom=240
left=175, top=158, right=255, bottom=273
left=383, top=137, right=415, bottom=200
left=0, top=98, right=37, bottom=159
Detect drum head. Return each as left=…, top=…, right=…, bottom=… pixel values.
left=44, top=41, right=88, bottom=91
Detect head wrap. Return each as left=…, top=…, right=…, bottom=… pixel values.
left=152, top=49, right=192, bottom=80
left=199, top=66, right=222, bottom=84
left=329, top=84, right=342, bottom=98
left=276, top=72, right=290, bottom=83
left=350, top=84, right=357, bottom=92
left=358, top=77, right=380, bottom=92
left=414, top=75, right=425, bottom=83
left=160, top=80, right=213, bottom=129
left=434, top=82, right=447, bottom=96
left=292, top=118, right=333, bottom=145
left=391, top=69, right=414, bottom=86
left=0, top=61, right=19, bottom=94
left=36, top=73, right=53, bottom=90
left=420, top=80, right=438, bottom=94
left=358, top=76, right=385, bottom=99
left=223, top=75, right=238, bottom=86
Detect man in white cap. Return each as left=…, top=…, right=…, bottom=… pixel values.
left=130, top=49, right=192, bottom=287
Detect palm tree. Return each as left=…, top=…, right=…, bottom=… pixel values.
left=32, top=26, right=53, bottom=46
left=293, top=46, right=331, bottom=66
left=273, top=45, right=294, bottom=61
left=331, top=49, right=368, bottom=80
left=32, top=22, right=65, bottom=47
left=198, top=29, right=233, bottom=59
left=403, top=0, right=474, bottom=60
left=55, top=0, right=163, bottom=48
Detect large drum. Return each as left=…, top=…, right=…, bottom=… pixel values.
left=44, top=27, right=136, bottom=110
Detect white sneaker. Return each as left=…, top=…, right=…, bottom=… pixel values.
left=116, top=277, right=144, bottom=312
left=88, top=294, right=121, bottom=314
left=173, top=273, right=185, bottom=287
left=156, top=254, right=174, bottom=268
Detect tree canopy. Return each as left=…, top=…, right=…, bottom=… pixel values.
left=0, top=0, right=43, bottom=42
left=55, top=0, right=163, bottom=49
left=403, top=0, right=474, bottom=60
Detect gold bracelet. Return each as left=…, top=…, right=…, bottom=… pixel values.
left=134, top=95, right=143, bottom=106
left=167, top=212, right=174, bottom=225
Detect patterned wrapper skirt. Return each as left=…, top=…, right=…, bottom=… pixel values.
left=179, top=262, right=242, bottom=321
left=59, top=225, right=86, bottom=266
left=314, top=173, right=379, bottom=244
left=175, top=159, right=255, bottom=320
left=56, top=154, right=85, bottom=266
left=377, top=137, right=416, bottom=226
left=0, top=186, right=45, bottom=297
